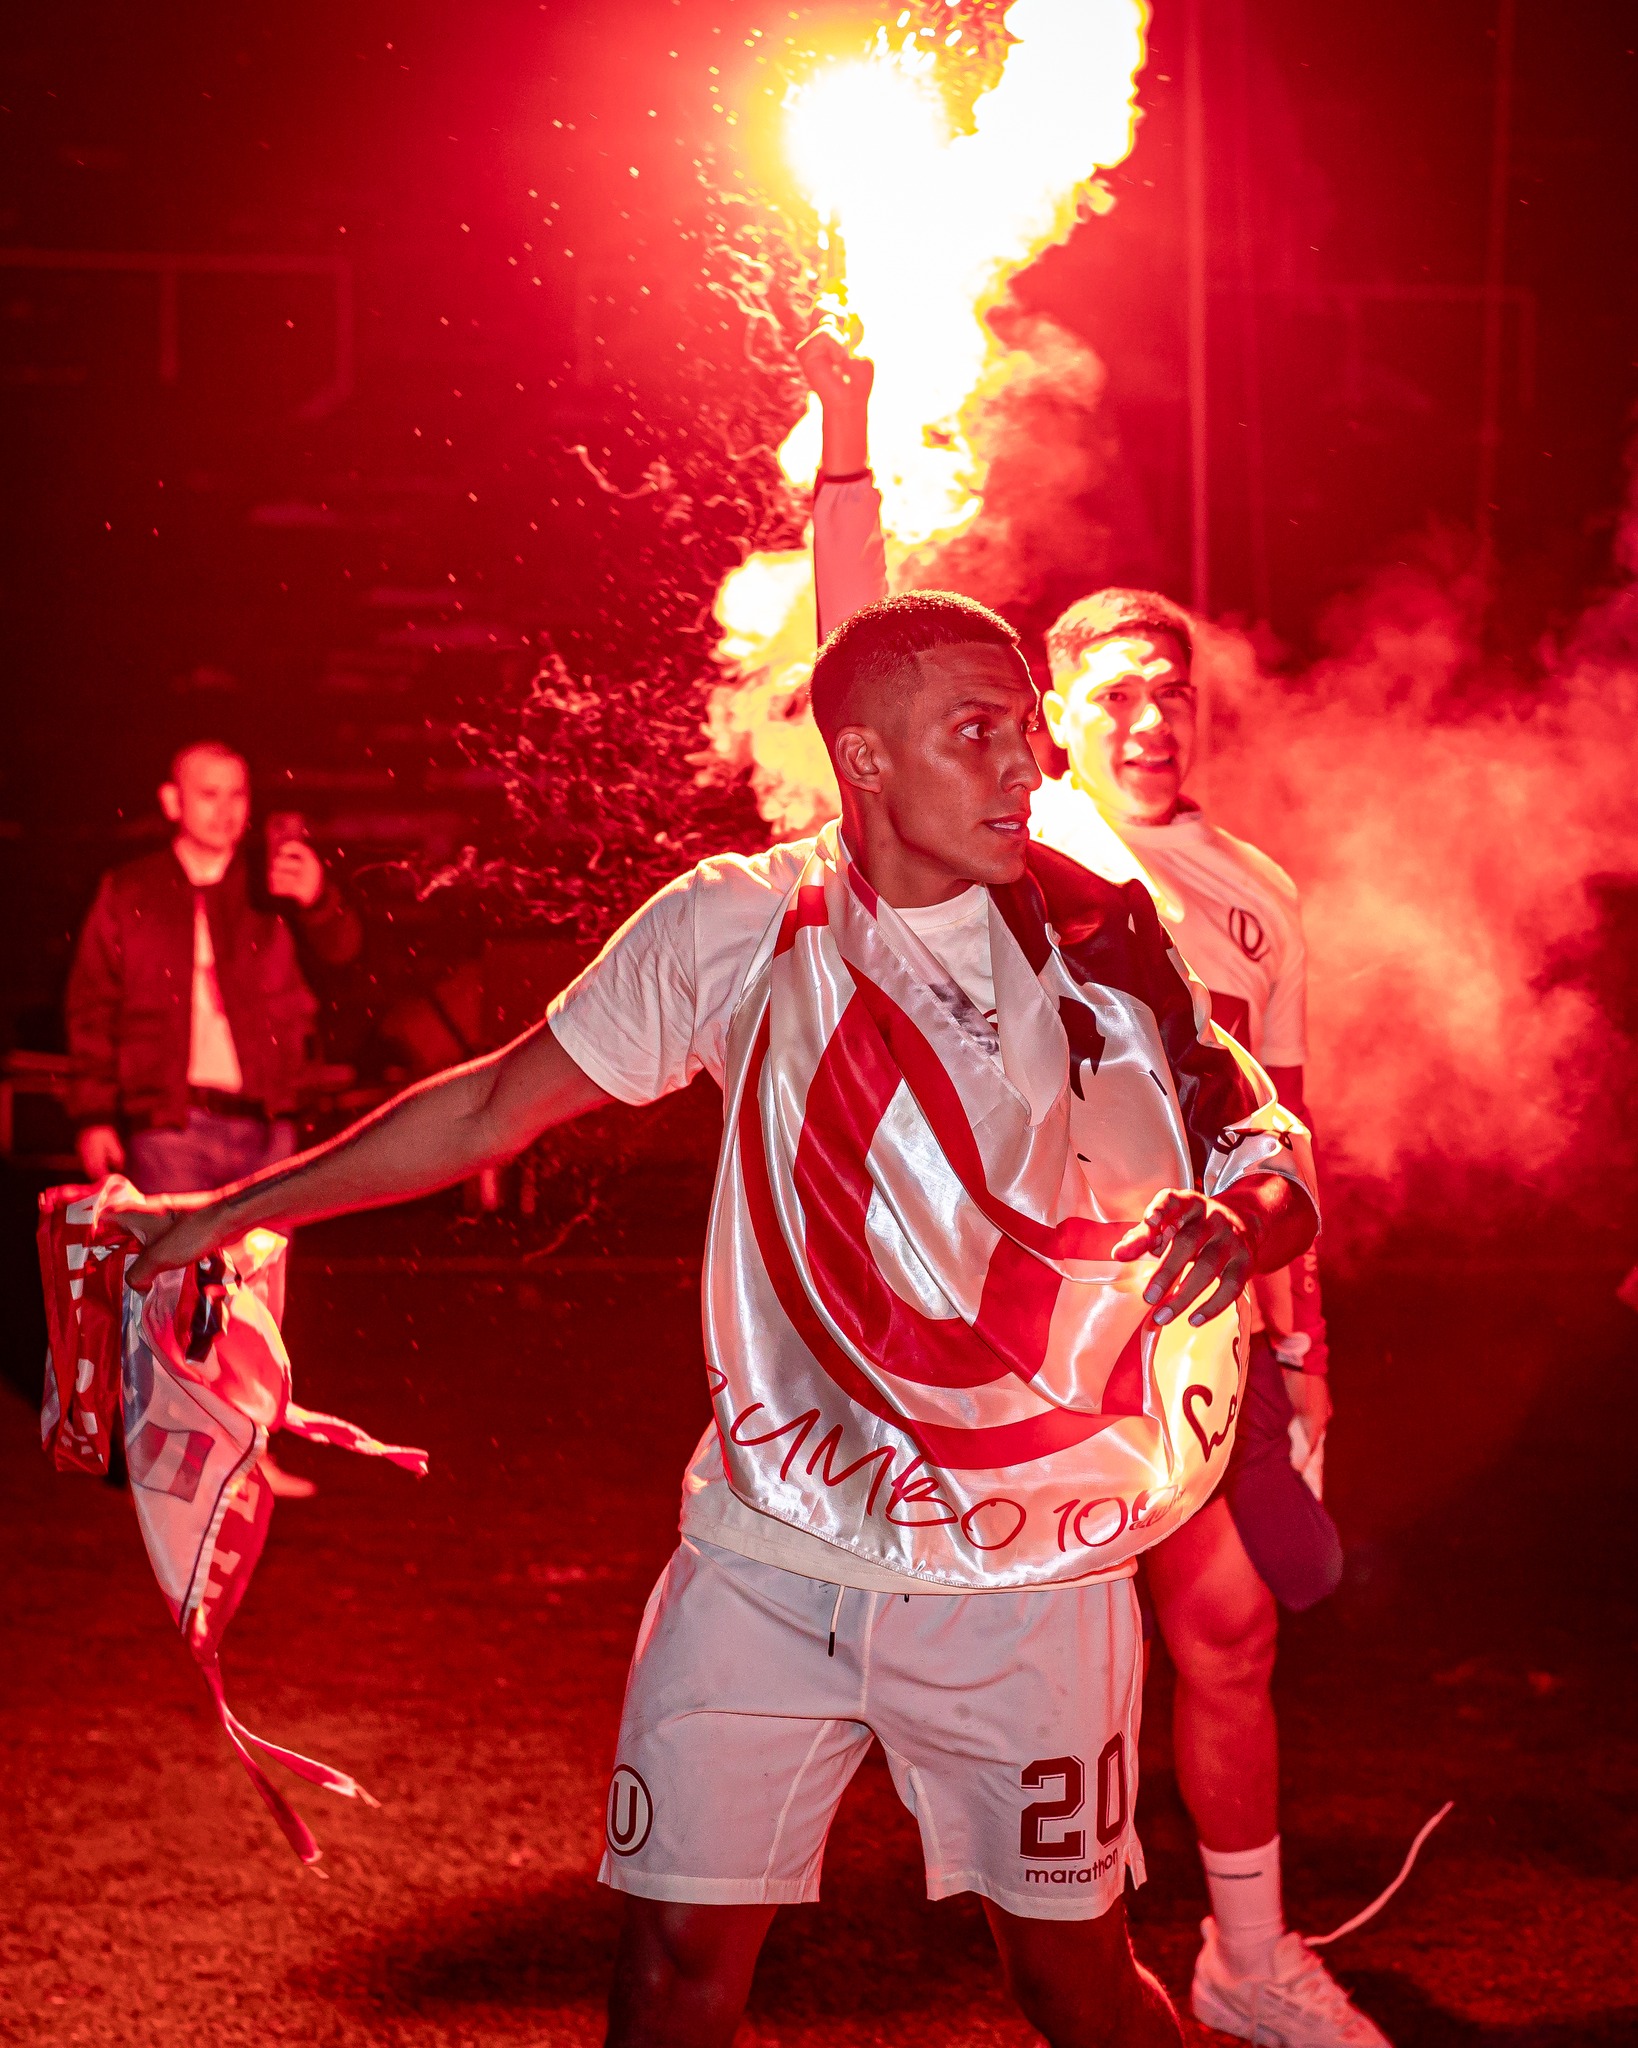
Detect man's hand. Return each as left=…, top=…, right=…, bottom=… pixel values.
left=797, top=325, right=873, bottom=476
left=77, top=1124, right=125, bottom=1181
left=106, top=1190, right=234, bottom=1290
left=797, top=325, right=874, bottom=411
left=268, top=839, right=325, bottom=908
left=1114, top=1189, right=1257, bottom=1329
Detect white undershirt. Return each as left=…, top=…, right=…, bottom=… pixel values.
left=186, top=897, right=243, bottom=1093
left=895, top=885, right=996, bottom=1022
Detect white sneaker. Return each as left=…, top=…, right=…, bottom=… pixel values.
left=1191, top=1918, right=1391, bottom=2047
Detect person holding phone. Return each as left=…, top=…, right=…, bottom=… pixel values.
left=66, top=740, right=361, bottom=1197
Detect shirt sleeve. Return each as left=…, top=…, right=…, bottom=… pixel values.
left=295, top=880, right=364, bottom=967
left=814, top=476, right=888, bottom=641
left=545, top=871, right=708, bottom=1106
left=545, top=853, right=799, bottom=1104
left=64, top=875, right=123, bottom=1126
left=1257, top=891, right=1309, bottom=1068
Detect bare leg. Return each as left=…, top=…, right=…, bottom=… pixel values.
left=1145, top=1497, right=1279, bottom=1852
left=605, top=1898, right=776, bottom=2048
left=983, top=1895, right=1182, bottom=2048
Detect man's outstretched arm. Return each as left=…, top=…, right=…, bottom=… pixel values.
left=120, top=1021, right=610, bottom=1285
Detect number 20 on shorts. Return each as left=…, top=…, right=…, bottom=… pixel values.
left=1020, top=1737, right=1128, bottom=1860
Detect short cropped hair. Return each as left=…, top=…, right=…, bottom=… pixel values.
left=1046, top=587, right=1195, bottom=683
left=167, top=739, right=248, bottom=786
left=810, top=590, right=1023, bottom=746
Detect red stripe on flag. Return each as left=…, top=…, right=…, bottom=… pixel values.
left=1100, top=1326, right=1146, bottom=1416
left=735, top=1014, right=1125, bottom=1473
left=736, top=1014, right=914, bottom=1437
left=773, top=886, right=830, bottom=958
left=850, top=972, right=1128, bottom=1264
left=794, top=996, right=1012, bottom=1390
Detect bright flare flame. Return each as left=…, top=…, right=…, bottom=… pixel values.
left=779, top=1, right=1146, bottom=545
left=784, top=55, right=947, bottom=232
left=710, top=0, right=1150, bottom=834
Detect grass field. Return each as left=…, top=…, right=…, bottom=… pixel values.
left=4, top=1242, right=1635, bottom=2045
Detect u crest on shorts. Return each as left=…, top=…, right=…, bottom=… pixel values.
left=599, top=1537, right=1147, bottom=1922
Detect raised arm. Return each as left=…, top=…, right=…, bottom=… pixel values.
left=119, top=1020, right=609, bottom=1285
left=798, top=327, right=889, bottom=640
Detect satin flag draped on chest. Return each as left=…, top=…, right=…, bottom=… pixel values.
left=704, top=825, right=1315, bottom=1591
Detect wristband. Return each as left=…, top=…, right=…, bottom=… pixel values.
left=817, top=467, right=873, bottom=486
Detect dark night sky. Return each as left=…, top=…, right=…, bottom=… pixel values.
left=2, top=0, right=1635, bottom=1037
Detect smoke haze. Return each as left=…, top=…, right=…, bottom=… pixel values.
left=1200, top=518, right=1638, bottom=1244
left=701, top=295, right=1637, bottom=1245
left=902, top=315, right=1159, bottom=622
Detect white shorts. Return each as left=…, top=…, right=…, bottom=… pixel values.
left=597, top=1537, right=1146, bottom=1922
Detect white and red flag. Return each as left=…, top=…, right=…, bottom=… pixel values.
left=704, top=825, right=1316, bottom=1588
left=38, top=1182, right=426, bottom=1865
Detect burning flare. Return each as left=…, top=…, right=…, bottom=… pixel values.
left=708, top=0, right=1150, bottom=833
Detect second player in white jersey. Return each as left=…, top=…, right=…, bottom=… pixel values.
left=1030, top=777, right=1308, bottom=1072
left=802, top=325, right=1390, bottom=2048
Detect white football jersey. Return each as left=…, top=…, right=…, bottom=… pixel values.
left=1030, top=777, right=1308, bottom=1069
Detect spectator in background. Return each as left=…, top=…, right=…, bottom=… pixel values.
left=67, top=740, right=361, bottom=1195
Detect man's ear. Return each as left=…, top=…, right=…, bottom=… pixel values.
left=158, top=782, right=183, bottom=824
left=1041, top=688, right=1069, bottom=746
left=831, top=725, right=885, bottom=796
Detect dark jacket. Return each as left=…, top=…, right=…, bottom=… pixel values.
left=65, top=846, right=361, bottom=1130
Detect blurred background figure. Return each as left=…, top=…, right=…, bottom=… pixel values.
left=65, top=739, right=361, bottom=1195
left=64, top=739, right=362, bottom=1496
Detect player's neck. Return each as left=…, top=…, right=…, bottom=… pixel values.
left=841, top=816, right=976, bottom=911
left=1070, top=773, right=1192, bottom=833
left=172, top=834, right=235, bottom=887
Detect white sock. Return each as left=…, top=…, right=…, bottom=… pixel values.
left=1200, top=1835, right=1285, bottom=1980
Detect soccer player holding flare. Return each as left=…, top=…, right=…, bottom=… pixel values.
left=116, top=586, right=1315, bottom=2043
left=804, top=330, right=1384, bottom=2048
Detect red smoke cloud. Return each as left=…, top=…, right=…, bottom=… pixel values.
left=1198, top=504, right=1638, bottom=1246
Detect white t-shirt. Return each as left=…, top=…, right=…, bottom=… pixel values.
left=547, top=850, right=995, bottom=1106
left=187, top=897, right=244, bottom=1093
left=548, top=848, right=1122, bottom=1594
left=1032, top=779, right=1308, bottom=1068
